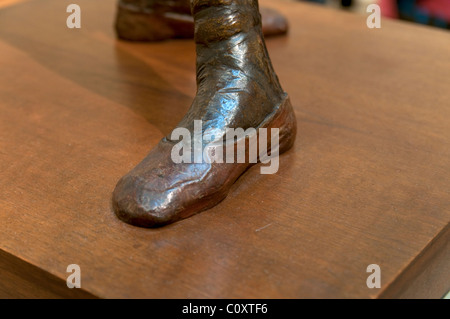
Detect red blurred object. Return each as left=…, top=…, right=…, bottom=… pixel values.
left=380, top=0, right=399, bottom=18
left=418, top=0, right=450, bottom=21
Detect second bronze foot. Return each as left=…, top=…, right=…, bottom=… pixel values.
left=115, top=0, right=289, bottom=41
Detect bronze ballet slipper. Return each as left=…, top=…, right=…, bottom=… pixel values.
left=112, top=0, right=296, bottom=227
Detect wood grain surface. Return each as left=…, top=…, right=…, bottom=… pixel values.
left=0, top=0, right=448, bottom=298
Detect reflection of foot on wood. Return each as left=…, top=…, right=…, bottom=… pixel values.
left=112, top=0, right=297, bottom=228
left=115, top=0, right=289, bottom=41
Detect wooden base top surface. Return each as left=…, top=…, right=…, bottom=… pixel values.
left=0, top=0, right=448, bottom=298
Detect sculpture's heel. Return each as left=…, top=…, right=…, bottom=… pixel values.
left=260, top=93, right=297, bottom=158
left=276, top=95, right=297, bottom=155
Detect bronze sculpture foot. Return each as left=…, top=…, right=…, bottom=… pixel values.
left=112, top=0, right=297, bottom=228
left=115, top=0, right=289, bottom=41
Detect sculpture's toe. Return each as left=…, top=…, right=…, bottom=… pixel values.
left=112, top=174, right=178, bottom=228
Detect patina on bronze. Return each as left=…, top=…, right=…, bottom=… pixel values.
left=115, top=0, right=289, bottom=41
left=112, top=0, right=297, bottom=227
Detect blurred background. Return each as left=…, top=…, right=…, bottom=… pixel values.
left=300, top=0, right=450, bottom=29
left=0, top=0, right=448, bottom=30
